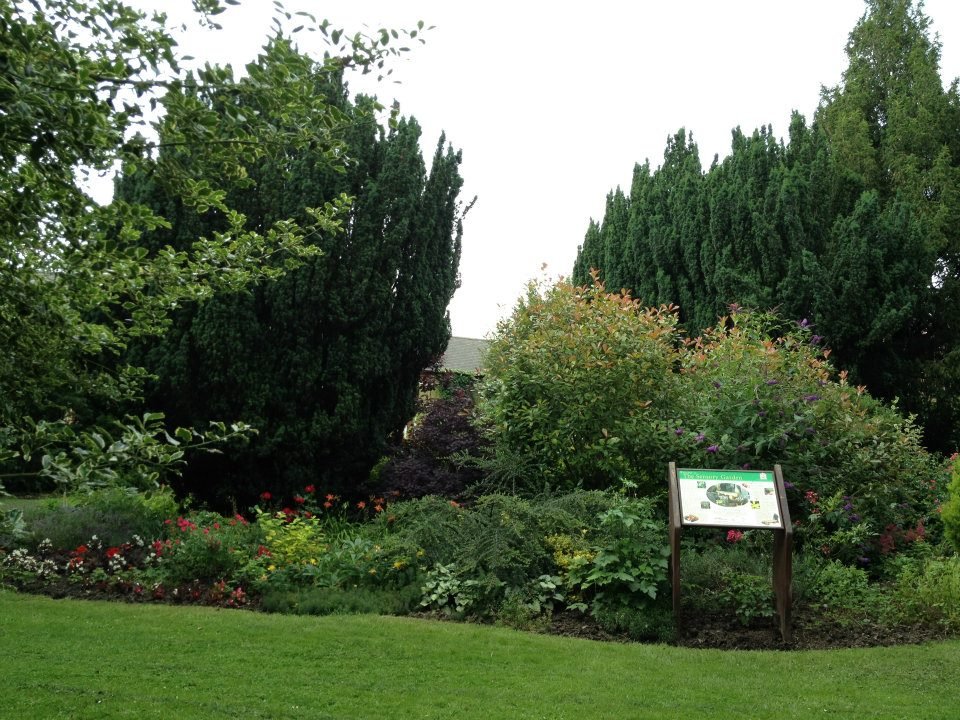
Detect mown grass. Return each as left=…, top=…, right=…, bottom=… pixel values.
left=1, top=591, right=958, bottom=719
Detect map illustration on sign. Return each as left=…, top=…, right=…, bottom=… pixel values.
left=677, top=469, right=783, bottom=528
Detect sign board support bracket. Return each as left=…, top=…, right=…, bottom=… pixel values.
left=668, top=462, right=793, bottom=643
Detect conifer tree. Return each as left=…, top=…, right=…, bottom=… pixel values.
left=120, top=50, right=468, bottom=502
left=573, top=0, right=960, bottom=451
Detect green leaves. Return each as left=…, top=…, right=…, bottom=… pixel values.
left=479, top=277, right=680, bottom=494
left=0, top=0, right=427, bottom=496
left=573, top=1, right=960, bottom=453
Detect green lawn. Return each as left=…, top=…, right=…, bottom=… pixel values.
left=0, top=591, right=957, bottom=719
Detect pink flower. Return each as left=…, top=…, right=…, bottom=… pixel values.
left=726, top=529, right=744, bottom=543
left=305, top=484, right=316, bottom=494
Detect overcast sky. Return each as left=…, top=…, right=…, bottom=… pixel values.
left=134, top=0, right=960, bottom=339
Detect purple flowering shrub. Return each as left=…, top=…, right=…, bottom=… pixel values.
left=376, top=372, right=486, bottom=500
left=670, top=309, right=943, bottom=569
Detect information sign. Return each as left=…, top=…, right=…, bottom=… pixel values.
left=668, top=463, right=794, bottom=642
left=676, top=468, right=783, bottom=529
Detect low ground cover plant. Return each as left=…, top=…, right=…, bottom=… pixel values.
left=4, top=481, right=959, bottom=647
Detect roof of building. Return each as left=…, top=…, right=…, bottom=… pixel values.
left=438, top=336, right=489, bottom=374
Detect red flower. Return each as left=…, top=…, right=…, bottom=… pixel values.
left=74, top=545, right=89, bottom=555
left=305, top=484, right=316, bottom=494
left=356, top=500, right=367, bottom=510
left=260, top=491, right=272, bottom=501
left=105, top=547, right=121, bottom=558
left=294, top=495, right=305, bottom=504
left=323, top=501, right=333, bottom=509
left=325, top=493, right=337, bottom=502
left=256, top=545, right=271, bottom=557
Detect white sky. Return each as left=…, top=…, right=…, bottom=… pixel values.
left=131, top=0, right=960, bottom=339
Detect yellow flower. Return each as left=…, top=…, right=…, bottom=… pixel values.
left=392, top=560, right=407, bottom=570
left=267, top=564, right=276, bottom=572
left=416, top=549, right=425, bottom=558
left=309, top=558, right=317, bottom=565
left=368, top=568, right=377, bottom=575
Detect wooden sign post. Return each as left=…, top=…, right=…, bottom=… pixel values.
left=668, top=462, right=793, bottom=642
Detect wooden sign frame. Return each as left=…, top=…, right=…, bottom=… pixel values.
left=668, top=462, right=793, bottom=642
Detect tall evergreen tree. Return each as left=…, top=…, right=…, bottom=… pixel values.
left=120, top=44, right=468, bottom=503
left=815, top=0, right=960, bottom=448
left=573, top=0, right=960, bottom=452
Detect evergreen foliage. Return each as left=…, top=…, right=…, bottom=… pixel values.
left=0, top=1, right=425, bottom=493
left=119, top=49, right=469, bottom=503
left=572, top=0, right=960, bottom=452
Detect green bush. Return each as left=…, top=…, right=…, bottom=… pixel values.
left=565, top=497, right=670, bottom=612
left=375, top=492, right=637, bottom=619
left=941, top=454, right=960, bottom=552
left=478, top=278, right=680, bottom=494
left=895, top=555, right=960, bottom=632
left=26, top=487, right=178, bottom=550
left=670, top=310, right=941, bottom=570
left=808, top=560, right=879, bottom=614
left=258, top=511, right=326, bottom=568
left=479, top=282, right=942, bottom=569
left=495, top=575, right=564, bottom=632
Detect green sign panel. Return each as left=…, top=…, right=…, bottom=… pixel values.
left=676, top=468, right=783, bottom=529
